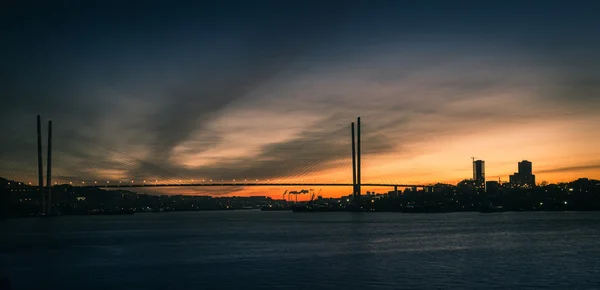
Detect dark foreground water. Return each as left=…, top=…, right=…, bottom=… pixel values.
left=2, top=211, right=600, bottom=290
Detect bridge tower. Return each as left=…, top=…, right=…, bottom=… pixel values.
left=35, top=115, right=53, bottom=215
left=351, top=117, right=362, bottom=206
left=46, top=120, right=52, bottom=214
left=351, top=122, right=357, bottom=198
left=357, top=117, right=361, bottom=198
left=36, top=115, right=45, bottom=214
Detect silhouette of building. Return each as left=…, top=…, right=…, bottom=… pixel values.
left=457, top=179, right=476, bottom=192
left=473, top=160, right=485, bottom=189
left=486, top=181, right=500, bottom=195
left=510, top=160, right=536, bottom=188
left=518, top=160, right=532, bottom=175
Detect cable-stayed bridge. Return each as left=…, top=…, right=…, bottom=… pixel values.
left=65, top=117, right=425, bottom=189
left=3, top=116, right=437, bottom=213
left=79, top=182, right=425, bottom=189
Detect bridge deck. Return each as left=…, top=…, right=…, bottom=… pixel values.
left=77, top=183, right=426, bottom=188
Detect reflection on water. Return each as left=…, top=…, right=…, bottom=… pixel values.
left=1, top=211, right=600, bottom=289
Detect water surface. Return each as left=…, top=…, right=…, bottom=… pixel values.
left=2, top=211, right=600, bottom=289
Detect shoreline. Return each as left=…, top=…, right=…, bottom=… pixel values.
left=3, top=208, right=600, bottom=220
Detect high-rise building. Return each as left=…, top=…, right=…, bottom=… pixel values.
left=518, top=160, right=532, bottom=175
left=510, top=160, right=536, bottom=188
left=473, top=160, right=485, bottom=189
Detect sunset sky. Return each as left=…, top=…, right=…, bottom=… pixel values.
left=2, top=0, right=600, bottom=198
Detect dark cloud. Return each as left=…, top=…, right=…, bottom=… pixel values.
left=143, top=3, right=362, bottom=159
left=117, top=115, right=396, bottom=182
left=2, top=0, right=600, bottom=187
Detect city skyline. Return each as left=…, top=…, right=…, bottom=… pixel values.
left=2, top=1, right=600, bottom=198
left=0, top=142, right=593, bottom=199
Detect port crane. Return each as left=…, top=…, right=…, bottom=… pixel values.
left=309, top=189, right=321, bottom=201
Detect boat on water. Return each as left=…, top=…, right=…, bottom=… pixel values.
left=291, top=203, right=364, bottom=212
left=260, top=206, right=290, bottom=211
left=480, top=206, right=507, bottom=213
left=480, top=201, right=507, bottom=213
left=71, top=209, right=135, bottom=215
left=401, top=205, right=450, bottom=213
left=291, top=204, right=335, bottom=212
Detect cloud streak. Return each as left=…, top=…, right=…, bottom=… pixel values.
left=536, top=165, right=600, bottom=175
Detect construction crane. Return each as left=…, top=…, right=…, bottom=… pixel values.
left=282, top=190, right=287, bottom=201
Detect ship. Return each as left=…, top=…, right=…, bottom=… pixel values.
left=401, top=205, right=450, bottom=213
left=260, top=205, right=290, bottom=211
left=70, top=209, right=135, bottom=215
left=291, top=204, right=337, bottom=212
left=479, top=204, right=507, bottom=213
left=479, top=201, right=507, bottom=213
